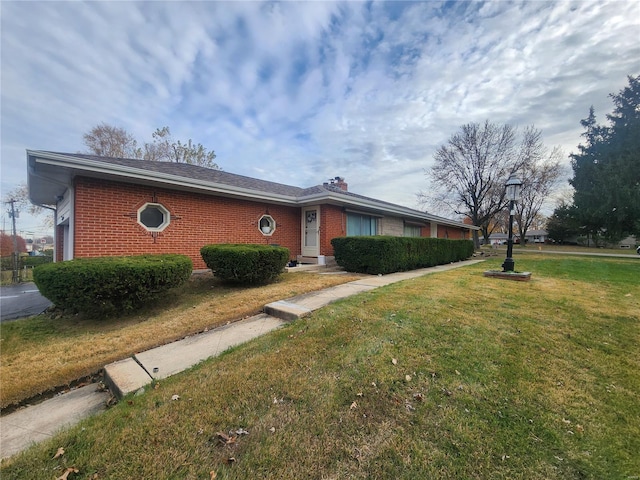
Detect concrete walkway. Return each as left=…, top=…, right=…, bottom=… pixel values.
left=0, top=259, right=483, bottom=460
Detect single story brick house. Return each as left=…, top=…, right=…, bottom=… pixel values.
left=27, top=150, right=478, bottom=269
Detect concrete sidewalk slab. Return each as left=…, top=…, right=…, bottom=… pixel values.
left=134, top=314, right=286, bottom=381
left=103, top=358, right=153, bottom=399
left=264, top=300, right=313, bottom=321
left=1, top=384, right=110, bottom=459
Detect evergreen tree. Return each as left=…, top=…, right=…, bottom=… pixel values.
left=569, top=75, right=640, bottom=239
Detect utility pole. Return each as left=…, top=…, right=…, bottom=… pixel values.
left=7, top=199, right=19, bottom=283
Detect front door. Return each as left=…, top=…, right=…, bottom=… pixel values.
left=302, top=206, right=320, bottom=257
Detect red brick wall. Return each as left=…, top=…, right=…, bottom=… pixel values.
left=320, top=205, right=345, bottom=256
left=437, top=226, right=466, bottom=239
left=73, top=177, right=301, bottom=269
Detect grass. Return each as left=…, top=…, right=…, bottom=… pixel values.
left=0, top=270, right=362, bottom=409
left=2, top=256, right=639, bottom=479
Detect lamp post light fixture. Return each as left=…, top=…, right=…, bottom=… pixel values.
left=502, top=174, right=522, bottom=272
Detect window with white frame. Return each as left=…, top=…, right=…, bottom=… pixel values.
left=137, top=203, right=170, bottom=232
left=259, top=214, right=276, bottom=236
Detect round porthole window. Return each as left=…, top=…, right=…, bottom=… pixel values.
left=138, top=203, right=170, bottom=232
left=259, top=215, right=276, bottom=236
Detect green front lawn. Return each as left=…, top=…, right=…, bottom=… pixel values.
left=2, top=256, right=638, bottom=479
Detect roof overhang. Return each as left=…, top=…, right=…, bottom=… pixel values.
left=27, top=150, right=300, bottom=206
left=27, top=150, right=478, bottom=231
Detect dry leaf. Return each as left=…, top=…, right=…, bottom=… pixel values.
left=405, top=375, right=412, bottom=382
left=413, top=393, right=424, bottom=402
left=576, top=424, right=584, bottom=433
left=350, top=401, right=358, bottom=410
left=392, top=358, right=398, bottom=365
left=210, top=471, right=217, bottom=480
left=216, top=431, right=236, bottom=445
left=56, top=467, right=79, bottom=480
left=53, top=447, right=65, bottom=459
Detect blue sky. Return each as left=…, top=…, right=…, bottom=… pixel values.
left=1, top=0, right=639, bottom=236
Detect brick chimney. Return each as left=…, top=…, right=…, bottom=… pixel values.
left=323, top=176, right=348, bottom=191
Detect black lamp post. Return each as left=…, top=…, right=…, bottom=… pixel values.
left=502, top=174, right=522, bottom=272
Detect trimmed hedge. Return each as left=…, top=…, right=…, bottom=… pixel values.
left=200, top=244, right=289, bottom=284
left=331, top=236, right=474, bottom=275
left=33, top=254, right=192, bottom=316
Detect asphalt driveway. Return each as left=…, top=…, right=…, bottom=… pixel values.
left=0, top=282, right=52, bottom=322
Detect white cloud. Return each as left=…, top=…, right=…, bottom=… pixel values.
left=1, top=0, right=639, bottom=233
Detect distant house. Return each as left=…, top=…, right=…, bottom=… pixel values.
left=524, top=229, right=548, bottom=244
left=27, top=151, right=478, bottom=269
left=488, top=229, right=548, bottom=245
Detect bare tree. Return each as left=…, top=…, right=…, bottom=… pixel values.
left=3, top=184, right=54, bottom=229
left=421, top=121, right=561, bottom=248
left=82, top=123, right=141, bottom=158
left=515, top=146, right=565, bottom=243
left=83, top=123, right=219, bottom=169
left=422, top=121, right=524, bottom=247
left=143, top=127, right=218, bottom=169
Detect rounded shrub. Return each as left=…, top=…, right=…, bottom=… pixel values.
left=200, top=244, right=289, bottom=284
left=33, top=254, right=192, bottom=316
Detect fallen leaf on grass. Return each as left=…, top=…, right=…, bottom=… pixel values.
left=56, top=467, right=79, bottom=480
left=413, top=393, right=424, bottom=402
left=350, top=401, right=358, bottom=410
left=53, top=447, right=65, bottom=459
left=392, top=358, right=398, bottom=365
left=216, top=431, right=237, bottom=445
left=210, top=471, right=217, bottom=479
